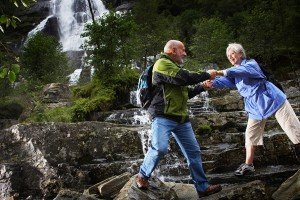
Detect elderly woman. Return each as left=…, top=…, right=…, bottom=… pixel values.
left=206, top=43, right=300, bottom=176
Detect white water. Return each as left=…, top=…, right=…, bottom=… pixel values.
left=27, top=16, right=53, bottom=38
left=68, top=68, right=82, bottom=86
left=27, top=0, right=108, bottom=84
left=199, top=91, right=215, bottom=112
left=55, top=0, right=107, bottom=51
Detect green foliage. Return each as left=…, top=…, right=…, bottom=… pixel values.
left=153, top=0, right=299, bottom=72
left=71, top=67, right=139, bottom=122
left=82, top=11, right=139, bottom=85
left=20, top=32, right=69, bottom=89
left=190, top=17, right=233, bottom=67
left=0, top=63, right=20, bottom=97
left=110, top=67, right=139, bottom=106
left=26, top=103, right=72, bottom=123
left=196, top=124, right=212, bottom=135
left=132, top=0, right=178, bottom=68
left=0, top=0, right=35, bottom=33
left=174, top=9, right=202, bottom=45
left=71, top=81, right=115, bottom=122
left=237, top=0, right=299, bottom=67
left=0, top=63, right=20, bottom=82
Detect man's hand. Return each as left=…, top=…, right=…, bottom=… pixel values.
left=202, top=80, right=213, bottom=90
left=207, top=69, right=217, bottom=80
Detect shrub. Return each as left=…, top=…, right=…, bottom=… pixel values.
left=197, top=124, right=212, bottom=135
left=20, top=32, right=70, bottom=90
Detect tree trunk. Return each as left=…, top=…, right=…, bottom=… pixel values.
left=87, top=0, right=95, bottom=24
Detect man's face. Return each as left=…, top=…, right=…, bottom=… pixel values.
left=172, top=43, right=187, bottom=64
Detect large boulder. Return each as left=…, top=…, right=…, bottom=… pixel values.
left=272, top=169, right=300, bottom=200
left=115, top=175, right=178, bottom=200
left=42, top=83, right=72, bottom=104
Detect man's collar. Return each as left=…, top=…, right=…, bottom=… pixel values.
left=160, top=53, right=181, bottom=67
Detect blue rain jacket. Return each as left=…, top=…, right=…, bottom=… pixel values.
left=212, top=59, right=286, bottom=120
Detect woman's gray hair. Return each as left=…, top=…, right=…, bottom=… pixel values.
left=226, top=43, right=246, bottom=59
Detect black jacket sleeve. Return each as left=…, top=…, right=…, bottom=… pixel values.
left=188, top=84, right=205, bottom=99
left=153, top=68, right=211, bottom=86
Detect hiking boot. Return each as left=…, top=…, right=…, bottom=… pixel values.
left=234, top=163, right=255, bottom=176
left=135, top=174, right=149, bottom=190
left=197, top=184, right=222, bottom=198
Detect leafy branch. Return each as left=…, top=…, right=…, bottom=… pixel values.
left=0, top=0, right=36, bottom=33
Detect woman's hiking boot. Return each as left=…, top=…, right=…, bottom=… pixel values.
left=234, top=163, right=255, bottom=176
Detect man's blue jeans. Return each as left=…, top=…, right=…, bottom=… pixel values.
left=139, top=117, right=209, bottom=192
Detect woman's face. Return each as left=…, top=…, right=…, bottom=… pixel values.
left=227, top=49, right=243, bottom=66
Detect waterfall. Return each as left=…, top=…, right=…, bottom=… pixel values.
left=189, top=91, right=216, bottom=116
left=68, top=68, right=82, bottom=85
left=54, top=0, right=107, bottom=52
left=27, top=0, right=108, bottom=85
left=199, top=91, right=215, bottom=112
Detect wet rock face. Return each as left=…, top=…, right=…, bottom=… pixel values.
left=0, top=164, right=22, bottom=199
left=41, top=16, right=60, bottom=40
left=26, top=0, right=52, bottom=18
left=66, top=50, right=85, bottom=69
left=210, top=90, right=244, bottom=112
left=10, top=122, right=143, bottom=166
left=0, top=122, right=144, bottom=198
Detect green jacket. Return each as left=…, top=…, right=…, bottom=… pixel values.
left=148, top=54, right=211, bottom=123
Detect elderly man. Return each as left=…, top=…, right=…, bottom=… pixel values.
left=136, top=40, right=222, bottom=197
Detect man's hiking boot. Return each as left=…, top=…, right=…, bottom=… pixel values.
left=135, top=174, right=149, bottom=190
left=197, top=184, right=222, bottom=198
left=234, top=163, right=255, bottom=176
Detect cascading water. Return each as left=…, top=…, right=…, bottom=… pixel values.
left=188, top=91, right=216, bottom=117
left=106, top=89, right=216, bottom=182
left=54, top=0, right=107, bottom=51
left=27, top=0, right=108, bottom=85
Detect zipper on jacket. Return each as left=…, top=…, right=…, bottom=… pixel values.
left=162, top=85, right=167, bottom=105
left=166, top=99, right=171, bottom=113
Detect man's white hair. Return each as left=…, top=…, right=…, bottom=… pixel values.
left=226, top=43, right=246, bottom=59
left=164, top=40, right=182, bottom=53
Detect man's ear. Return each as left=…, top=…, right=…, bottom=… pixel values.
left=171, top=47, right=177, bottom=55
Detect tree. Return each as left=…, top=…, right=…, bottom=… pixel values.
left=132, top=0, right=178, bottom=68
left=82, top=11, right=139, bottom=85
left=237, top=0, right=299, bottom=69
left=190, top=17, right=233, bottom=67
left=20, top=32, right=69, bottom=88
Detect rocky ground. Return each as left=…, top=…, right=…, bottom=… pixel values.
left=0, top=77, right=299, bottom=199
